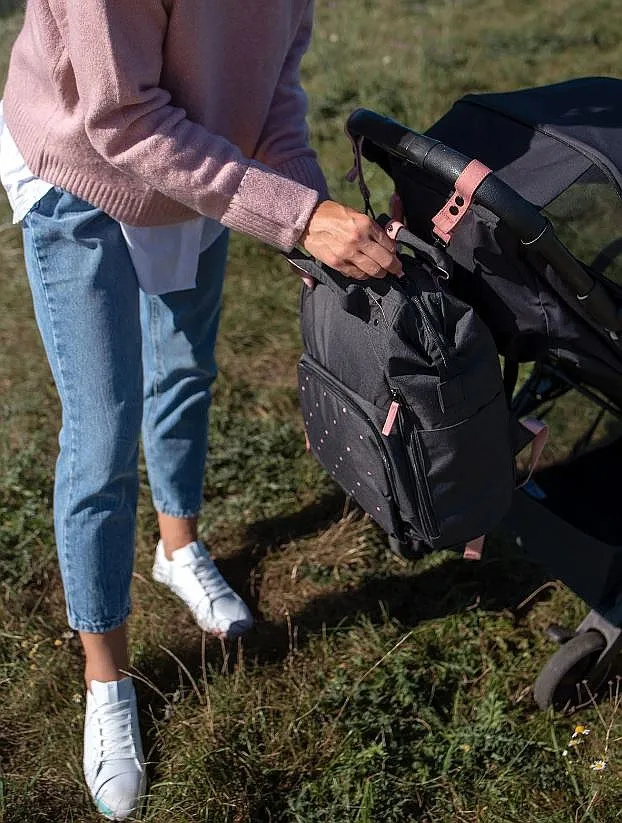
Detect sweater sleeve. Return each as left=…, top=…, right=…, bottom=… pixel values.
left=63, top=0, right=320, bottom=250
left=253, top=0, right=330, bottom=202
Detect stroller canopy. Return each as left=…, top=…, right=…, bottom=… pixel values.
left=425, top=77, right=622, bottom=287
left=427, top=76, right=622, bottom=208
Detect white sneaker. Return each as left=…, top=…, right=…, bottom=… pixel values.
left=152, top=539, right=254, bottom=638
left=84, top=678, right=146, bottom=821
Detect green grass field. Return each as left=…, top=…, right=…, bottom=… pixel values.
left=2, top=1, right=622, bottom=820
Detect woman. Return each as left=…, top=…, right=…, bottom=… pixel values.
left=1, top=0, right=401, bottom=818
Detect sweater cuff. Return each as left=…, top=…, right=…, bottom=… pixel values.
left=273, top=155, right=330, bottom=203
left=219, top=164, right=320, bottom=252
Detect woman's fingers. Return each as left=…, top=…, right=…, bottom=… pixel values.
left=299, top=200, right=403, bottom=280
left=359, top=238, right=403, bottom=277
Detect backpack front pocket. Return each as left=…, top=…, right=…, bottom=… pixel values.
left=299, top=355, right=403, bottom=538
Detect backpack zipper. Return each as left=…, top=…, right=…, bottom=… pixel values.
left=396, top=273, right=450, bottom=368
left=389, top=387, right=440, bottom=542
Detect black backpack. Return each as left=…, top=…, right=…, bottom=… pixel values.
left=291, top=220, right=529, bottom=557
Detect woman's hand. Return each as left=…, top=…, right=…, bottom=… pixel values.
left=299, top=200, right=403, bottom=280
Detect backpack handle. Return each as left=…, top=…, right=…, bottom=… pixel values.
left=285, top=212, right=450, bottom=291
left=285, top=248, right=349, bottom=292
left=284, top=249, right=372, bottom=318
left=376, top=214, right=452, bottom=278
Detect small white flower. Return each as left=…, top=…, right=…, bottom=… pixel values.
left=590, top=759, right=608, bottom=772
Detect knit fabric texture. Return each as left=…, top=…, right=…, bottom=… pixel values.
left=3, top=0, right=329, bottom=250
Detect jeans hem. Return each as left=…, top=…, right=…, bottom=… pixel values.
left=154, top=503, right=201, bottom=519
left=67, top=607, right=131, bottom=634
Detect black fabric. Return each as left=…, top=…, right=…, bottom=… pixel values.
left=425, top=78, right=622, bottom=206
left=427, top=107, right=591, bottom=208
left=299, top=254, right=517, bottom=549
left=461, top=78, right=622, bottom=198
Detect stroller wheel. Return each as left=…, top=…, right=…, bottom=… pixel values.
left=533, top=630, right=608, bottom=712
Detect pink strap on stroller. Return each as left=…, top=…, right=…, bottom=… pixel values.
left=463, top=535, right=486, bottom=561
left=518, top=417, right=549, bottom=488
left=432, top=160, right=492, bottom=245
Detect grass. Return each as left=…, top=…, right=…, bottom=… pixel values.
left=1, top=0, right=622, bottom=820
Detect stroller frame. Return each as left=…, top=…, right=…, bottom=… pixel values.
left=345, top=80, right=622, bottom=711
left=510, top=360, right=622, bottom=710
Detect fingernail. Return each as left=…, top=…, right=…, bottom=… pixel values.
left=397, top=269, right=405, bottom=278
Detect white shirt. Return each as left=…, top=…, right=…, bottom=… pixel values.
left=0, top=101, right=224, bottom=294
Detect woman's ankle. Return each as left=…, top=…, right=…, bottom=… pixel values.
left=80, top=624, right=129, bottom=688
left=157, top=512, right=198, bottom=559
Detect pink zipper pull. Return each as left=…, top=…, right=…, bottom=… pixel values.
left=382, top=401, right=400, bottom=436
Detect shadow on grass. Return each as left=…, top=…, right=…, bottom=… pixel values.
left=133, top=496, right=551, bottom=782
left=222, top=488, right=549, bottom=652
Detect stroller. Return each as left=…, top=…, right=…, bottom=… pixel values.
left=343, top=76, right=622, bottom=711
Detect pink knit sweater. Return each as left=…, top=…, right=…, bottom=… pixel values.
left=3, top=0, right=329, bottom=250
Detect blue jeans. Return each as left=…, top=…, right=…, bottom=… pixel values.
left=22, top=187, right=228, bottom=632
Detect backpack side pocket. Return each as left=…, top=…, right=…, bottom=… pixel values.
left=415, top=391, right=515, bottom=548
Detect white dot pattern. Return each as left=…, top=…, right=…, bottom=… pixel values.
left=299, top=363, right=396, bottom=536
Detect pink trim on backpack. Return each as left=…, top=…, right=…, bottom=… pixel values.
left=382, top=401, right=400, bottom=436
left=384, top=220, right=404, bottom=241
left=432, top=160, right=492, bottom=245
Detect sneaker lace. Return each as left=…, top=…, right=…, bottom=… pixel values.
left=190, top=555, right=231, bottom=604
left=97, top=699, right=136, bottom=761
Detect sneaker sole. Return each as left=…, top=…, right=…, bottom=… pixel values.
left=95, top=771, right=147, bottom=821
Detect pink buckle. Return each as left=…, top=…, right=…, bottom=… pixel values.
left=432, top=160, right=492, bottom=245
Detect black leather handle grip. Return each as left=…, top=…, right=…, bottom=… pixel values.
left=346, top=108, right=547, bottom=242
left=346, top=108, right=622, bottom=331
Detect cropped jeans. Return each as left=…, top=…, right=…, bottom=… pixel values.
left=22, top=187, right=228, bottom=632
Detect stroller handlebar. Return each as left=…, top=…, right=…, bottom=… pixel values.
left=346, top=108, right=547, bottom=240
left=346, top=108, right=622, bottom=333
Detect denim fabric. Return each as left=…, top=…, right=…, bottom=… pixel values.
left=22, top=187, right=228, bottom=632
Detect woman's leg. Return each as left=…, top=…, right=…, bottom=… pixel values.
left=141, top=232, right=253, bottom=636
left=140, top=230, right=228, bottom=537
left=22, top=188, right=143, bottom=670
left=22, top=188, right=145, bottom=819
